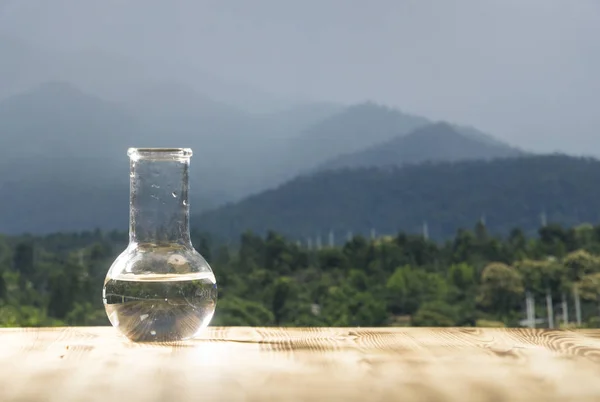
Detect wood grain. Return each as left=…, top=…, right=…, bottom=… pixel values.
left=1, top=327, right=600, bottom=401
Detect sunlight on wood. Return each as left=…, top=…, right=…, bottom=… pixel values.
left=1, top=327, right=600, bottom=401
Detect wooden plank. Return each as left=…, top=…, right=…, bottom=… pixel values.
left=0, top=327, right=600, bottom=401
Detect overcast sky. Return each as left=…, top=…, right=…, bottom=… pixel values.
left=1, top=0, right=599, bottom=155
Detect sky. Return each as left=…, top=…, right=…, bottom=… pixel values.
left=1, top=0, right=599, bottom=155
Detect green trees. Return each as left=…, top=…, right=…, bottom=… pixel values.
left=477, top=263, right=524, bottom=321
left=578, top=273, right=600, bottom=302
left=1, top=222, right=600, bottom=328
left=386, top=265, right=447, bottom=316
left=564, top=250, right=600, bottom=282
left=412, top=301, right=458, bottom=327
left=211, top=297, right=275, bottom=326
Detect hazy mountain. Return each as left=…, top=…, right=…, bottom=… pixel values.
left=0, top=34, right=300, bottom=113
left=125, top=82, right=248, bottom=120
left=0, top=35, right=135, bottom=101
left=0, top=81, right=136, bottom=158
left=283, top=102, right=430, bottom=171
left=0, top=82, right=132, bottom=233
left=3, top=1, right=600, bottom=157
left=194, top=154, right=600, bottom=242
left=0, top=81, right=526, bottom=235
left=0, top=81, right=226, bottom=233
left=256, top=101, right=345, bottom=138
left=318, top=122, right=524, bottom=171
left=0, top=74, right=526, bottom=236
left=120, top=82, right=255, bottom=151
left=455, top=124, right=519, bottom=149
left=0, top=80, right=345, bottom=234
left=118, top=83, right=346, bottom=198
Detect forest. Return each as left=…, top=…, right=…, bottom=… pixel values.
left=196, top=155, right=600, bottom=242
left=1, top=222, right=600, bottom=329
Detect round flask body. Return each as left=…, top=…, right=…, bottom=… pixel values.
left=104, top=244, right=217, bottom=342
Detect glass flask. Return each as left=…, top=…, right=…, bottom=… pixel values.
left=103, top=148, right=217, bottom=342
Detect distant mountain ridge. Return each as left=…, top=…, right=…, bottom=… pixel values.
left=0, top=78, right=525, bottom=235
left=0, top=34, right=302, bottom=112
left=0, top=81, right=345, bottom=233
left=318, top=122, right=524, bottom=171
left=194, top=154, right=600, bottom=242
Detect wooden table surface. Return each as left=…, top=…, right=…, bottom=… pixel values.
left=1, top=327, right=600, bottom=402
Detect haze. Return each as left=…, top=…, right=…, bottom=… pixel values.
left=1, top=0, right=599, bottom=155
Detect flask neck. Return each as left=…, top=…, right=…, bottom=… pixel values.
left=129, top=152, right=192, bottom=246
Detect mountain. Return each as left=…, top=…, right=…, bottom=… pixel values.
left=0, top=44, right=531, bottom=236
left=120, top=82, right=255, bottom=155
left=455, top=124, right=518, bottom=148
left=119, top=83, right=348, bottom=199
left=256, top=101, right=345, bottom=138
left=272, top=102, right=430, bottom=180
left=0, top=81, right=136, bottom=158
left=287, top=102, right=429, bottom=163
left=0, top=34, right=302, bottom=113
left=0, top=83, right=526, bottom=235
left=0, top=82, right=136, bottom=233
left=318, top=122, right=524, bottom=170
left=0, top=35, right=140, bottom=102
left=0, top=80, right=266, bottom=234
left=0, top=81, right=345, bottom=234
left=123, top=82, right=249, bottom=123
left=194, top=154, right=600, bottom=242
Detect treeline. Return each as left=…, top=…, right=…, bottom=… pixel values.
left=1, top=223, right=600, bottom=328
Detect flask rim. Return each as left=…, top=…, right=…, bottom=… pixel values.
left=128, top=148, right=193, bottom=161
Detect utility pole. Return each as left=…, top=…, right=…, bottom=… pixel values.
left=574, top=286, right=582, bottom=326
left=546, top=289, right=554, bottom=329
left=540, top=210, right=547, bottom=227
left=422, top=221, right=429, bottom=240
left=561, top=293, right=569, bottom=326
left=328, top=231, right=335, bottom=248
left=526, top=291, right=536, bottom=328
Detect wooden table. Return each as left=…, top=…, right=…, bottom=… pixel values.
left=1, top=327, right=600, bottom=401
